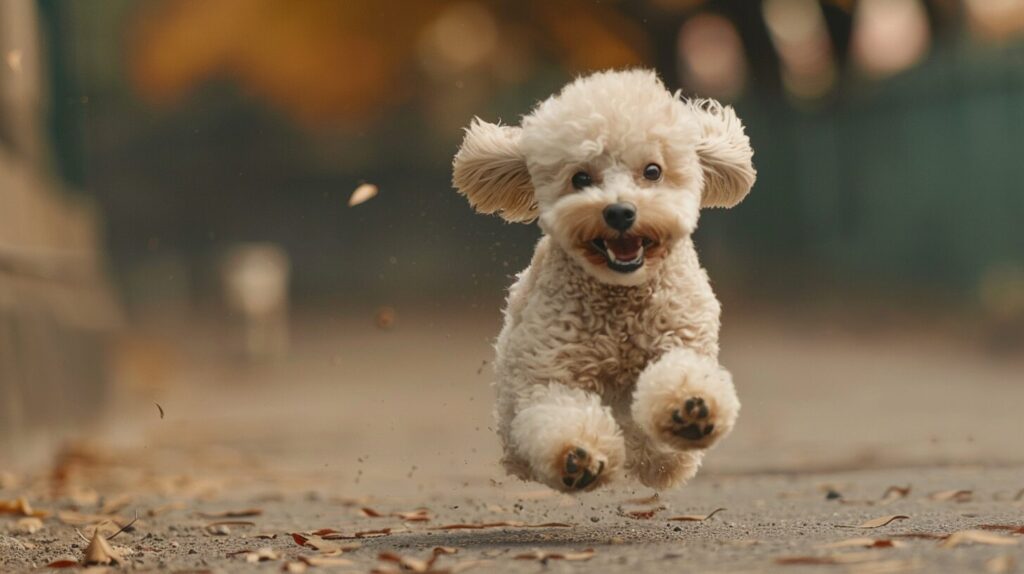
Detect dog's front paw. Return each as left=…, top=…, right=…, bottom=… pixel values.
left=665, top=395, right=720, bottom=448
left=558, top=446, right=606, bottom=491
left=632, top=348, right=739, bottom=452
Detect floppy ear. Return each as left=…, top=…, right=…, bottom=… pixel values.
left=452, top=118, right=537, bottom=223
left=687, top=99, right=756, bottom=209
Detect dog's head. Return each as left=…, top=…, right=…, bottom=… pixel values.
left=453, top=69, right=755, bottom=286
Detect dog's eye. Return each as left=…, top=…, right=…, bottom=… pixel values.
left=571, top=171, right=593, bottom=190
left=643, top=163, right=662, bottom=181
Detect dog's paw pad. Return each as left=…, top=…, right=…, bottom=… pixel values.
left=668, top=396, right=717, bottom=446
left=560, top=446, right=605, bottom=491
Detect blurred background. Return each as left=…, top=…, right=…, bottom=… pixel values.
left=1, top=0, right=1023, bottom=476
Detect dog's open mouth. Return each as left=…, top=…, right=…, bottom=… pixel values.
left=590, top=236, right=655, bottom=273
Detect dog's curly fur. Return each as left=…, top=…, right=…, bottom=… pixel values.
left=453, top=69, right=756, bottom=492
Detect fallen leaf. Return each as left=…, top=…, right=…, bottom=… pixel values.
left=891, top=532, right=946, bottom=540
left=986, top=554, right=1017, bottom=574
left=432, top=521, right=571, bottom=530
left=198, top=508, right=263, bottom=518
left=379, top=551, right=431, bottom=572
left=83, top=529, right=123, bottom=565
left=776, top=552, right=883, bottom=565
left=667, top=508, right=726, bottom=522
left=15, top=516, right=44, bottom=534
left=433, top=547, right=458, bottom=556
left=46, top=560, right=79, bottom=569
left=839, top=515, right=909, bottom=529
left=979, top=524, right=1024, bottom=535
left=155, top=402, right=165, bottom=419
left=290, top=532, right=353, bottom=551
left=282, top=561, right=308, bottom=573
left=204, top=520, right=256, bottom=535
left=243, top=547, right=280, bottom=563
left=0, top=497, right=48, bottom=518
left=359, top=506, right=431, bottom=521
left=880, top=485, right=911, bottom=504
left=939, top=530, right=1020, bottom=548
left=58, top=511, right=126, bottom=527
left=620, top=505, right=664, bottom=519
left=621, top=493, right=660, bottom=505
left=299, top=555, right=354, bottom=567
left=929, top=489, right=972, bottom=502
left=514, top=549, right=595, bottom=562
left=818, top=538, right=905, bottom=549
left=349, top=183, right=378, bottom=207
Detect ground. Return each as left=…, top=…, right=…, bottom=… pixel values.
left=2, top=306, right=1023, bottom=573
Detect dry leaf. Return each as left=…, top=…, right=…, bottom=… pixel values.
left=986, top=554, right=1017, bottom=574
left=205, top=520, right=255, bottom=535
left=928, top=489, right=972, bottom=502
left=0, top=497, right=48, bottom=518
left=46, top=560, right=79, bottom=569
left=621, top=505, right=664, bottom=519
left=349, top=183, right=378, bottom=207
left=891, top=532, right=946, bottom=540
left=818, top=537, right=905, bottom=549
left=514, top=549, right=595, bottom=562
left=83, top=530, right=122, bottom=565
left=379, top=551, right=431, bottom=572
left=433, top=547, right=458, bottom=556
left=839, top=515, right=909, bottom=529
left=282, top=561, right=308, bottom=573
left=15, top=516, right=44, bottom=534
left=290, top=532, right=343, bottom=552
left=667, top=508, right=725, bottom=522
left=979, top=524, right=1024, bottom=535
left=880, top=485, right=911, bottom=504
left=939, top=530, right=1020, bottom=548
left=432, top=521, right=571, bottom=530
left=299, top=555, right=354, bottom=567
left=776, top=552, right=882, bottom=565
left=198, top=508, right=262, bottom=518
left=155, top=402, right=165, bottom=419
left=621, top=493, right=660, bottom=505
left=359, top=506, right=431, bottom=521
left=243, top=547, right=280, bottom=563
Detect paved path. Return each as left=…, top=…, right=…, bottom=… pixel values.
left=2, top=308, right=1022, bottom=572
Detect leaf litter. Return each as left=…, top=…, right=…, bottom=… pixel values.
left=431, top=520, right=571, bottom=530
left=514, top=548, right=595, bottom=562
left=838, top=515, right=909, bottom=529
left=939, top=530, right=1020, bottom=548
left=668, top=508, right=726, bottom=521
left=928, top=489, right=973, bottom=502
left=359, top=506, right=431, bottom=521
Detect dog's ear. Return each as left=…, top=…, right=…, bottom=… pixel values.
left=687, top=99, right=756, bottom=209
left=452, top=118, right=537, bottom=223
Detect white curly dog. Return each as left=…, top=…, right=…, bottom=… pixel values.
left=453, top=69, right=756, bottom=492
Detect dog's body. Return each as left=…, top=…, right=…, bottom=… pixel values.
left=453, top=70, right=755, bottom=492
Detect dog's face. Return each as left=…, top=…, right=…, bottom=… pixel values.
left=453, top=69, right=755, bottom=286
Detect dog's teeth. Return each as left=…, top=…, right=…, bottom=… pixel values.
left=608, top=245, right=644, bottom=264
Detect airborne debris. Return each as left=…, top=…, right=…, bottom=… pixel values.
left=349, top=183, right=378, bottom=206
left=155, top=402, right=165, bottom=419
left=6, top=50, right=22, bottom=73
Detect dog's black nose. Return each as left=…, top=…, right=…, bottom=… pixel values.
left=603, top=202, right=636, bottom=231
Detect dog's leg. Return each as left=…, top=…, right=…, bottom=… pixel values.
left=506, top=384, right=625, bottom=492
left=623, top=425, right=706, bottom=490
left=631, top=347, right=739, bottom=453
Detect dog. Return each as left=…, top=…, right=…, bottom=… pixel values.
left=452, top=69, right=755, bottom=492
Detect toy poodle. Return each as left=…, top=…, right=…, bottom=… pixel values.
left=452, top=69, right=756, bottom=492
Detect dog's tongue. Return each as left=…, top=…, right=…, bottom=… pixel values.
left=606, top=236, right=643, bottom=261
